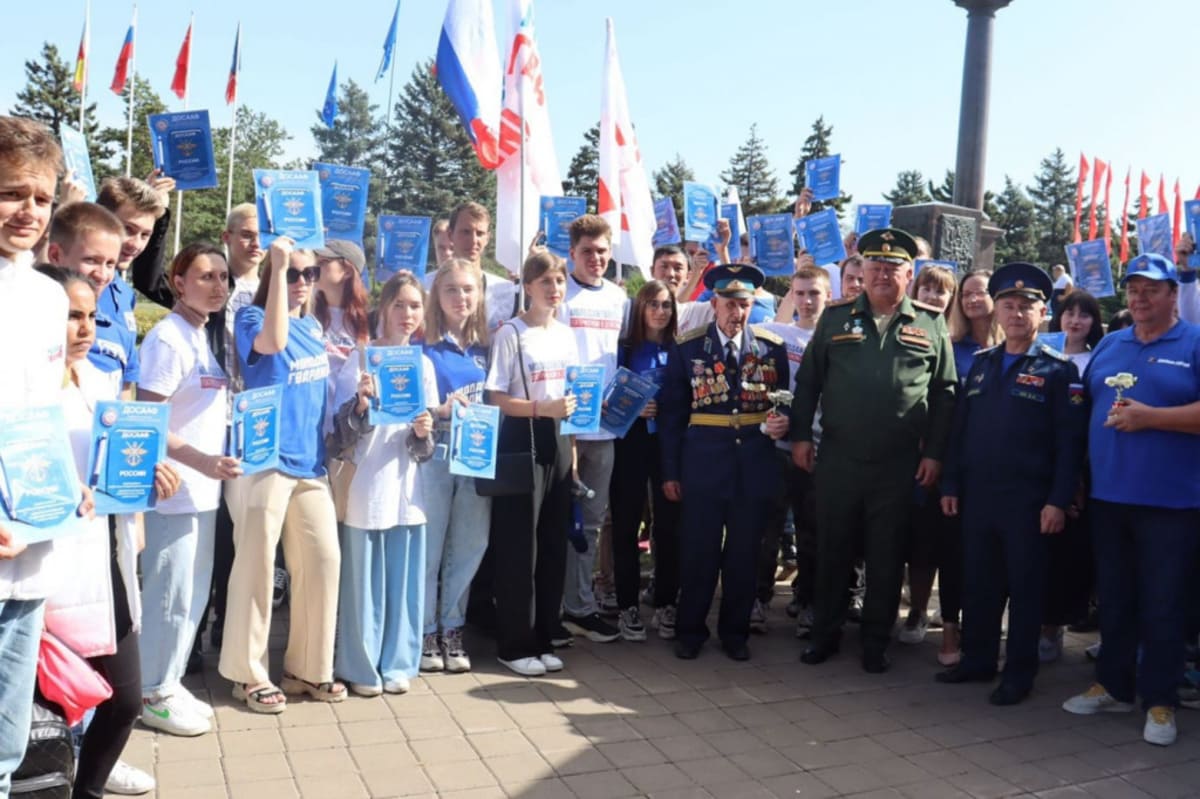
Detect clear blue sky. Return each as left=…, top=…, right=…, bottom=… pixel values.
left=3, top=0, right=1197, bottom=215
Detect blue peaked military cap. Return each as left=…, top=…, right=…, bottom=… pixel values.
left=988, top=262, right=1053, bottom=302
left=703, top=263, right=764, bottom=299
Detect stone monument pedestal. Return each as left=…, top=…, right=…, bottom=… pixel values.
left=892, top=202, right=1004, bottom=273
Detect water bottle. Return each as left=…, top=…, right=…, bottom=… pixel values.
left=568, top=479, right=594, bottom=553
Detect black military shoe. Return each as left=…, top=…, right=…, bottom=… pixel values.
left=935, top=664, right=997, bottom=684
left=988, top=683, right=1030, bottom=706
left=722, top=641, right=751, bottom=661
left=862, top=651, right=891, bottom=674
left=675, top=639, right=702, bottom=660
left=800, top=641, right=839, bottom=665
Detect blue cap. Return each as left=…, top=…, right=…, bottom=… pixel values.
left=988, top=262, right=1053, bottom=302
left=1120, top=253, right=1177, bottom=286
left=702, top=263, right=764, bottom=299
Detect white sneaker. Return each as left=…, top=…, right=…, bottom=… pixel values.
left=898, top=615, right=928, bottom=645
left=1062, top=683, right=1135, bottom=715
left=539, top=653, right=564, bottom=672
left=441, top=627, right=471, bottom=673
left=749, top=599, right=768, bottom=633
left=141, top=693, right=210, bottom=736
left=654, top=605, right=677, bottom=640
left=1144, top=706, right=1177, bottom=746
left=177, top=685, right=214, bottom=719
left=619, top=606, right=647, bottom=642
left=349, top=682, right=383, bottom=697
left=1039, top=628, right=1064, bottom=663
left=105, top=759, right=155, bottom=795
left=498, top=656, right=546, bottom=677
left=383, top=676, right=410, bottom=694
left=420, top=632, right=444, bottom=672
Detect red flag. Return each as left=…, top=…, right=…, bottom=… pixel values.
left=72, top=15, right=89, bottom=94
left=1073, top=153, right=1089, bottom=244
left=171, top=21, right=193, bottom=101
left=110, top=14, right=135, bottom=95
left=1174, top=179, right=1183, bottom=247
left=1139, top=171, right=1151, bottom=219
left=1158, top=175, right=1169, bottom=216
left=225, top=24, right=241, bottom=105
left=1103, top=163, right=1113, bottom=250
left=1087, top=157, right=1106, bottom=241
left=1119, top=168, right=1131, bottom=264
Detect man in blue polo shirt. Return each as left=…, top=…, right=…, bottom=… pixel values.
left=1062, top=253, right=1200, bottom=747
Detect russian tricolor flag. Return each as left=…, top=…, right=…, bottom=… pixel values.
left=226, top=23, right=241, bottom=105
left=435, top=0, right=502, bottom=170
left=110, top=15, right=135, bottom=95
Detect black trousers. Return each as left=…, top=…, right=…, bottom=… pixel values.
left=757, top=452, right=816, bottom=604
left=1043, top=507, right=1091, bottom=627
left=490, top=417, right=571, bottom=661
left=610, top=419, right=680, bottom=610
left=908, top=487, right=964, bottom=625
left=197, top=491, right=235, bottom=643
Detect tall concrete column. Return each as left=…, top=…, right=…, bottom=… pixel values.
left=951, top=0, right=1012, bottom=212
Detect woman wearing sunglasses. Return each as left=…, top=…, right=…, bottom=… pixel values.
left=219, top=238, right=345, bottom=713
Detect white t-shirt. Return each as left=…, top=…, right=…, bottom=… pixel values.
left=558, top=276, right=626, bottom=442
left=1054, top=273, right=1074, bottom=291
left=760, top=322, right=821, bottom=451
left=224, top=273, right=260, bottom=392
left=1067, top=350, right=1092, bottom=375
left=321, top=306, right=360, bottom=435
left=486, top=318, right=579, bottom=402
left=676, top=301, right=714, bottom=335
left=333, top=354, right=438, bottom=531
left=138, top=312, right=229, bottom=514
left=486, top=272, right=521, bottom=332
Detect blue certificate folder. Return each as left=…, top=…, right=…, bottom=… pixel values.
left=720, top=203, right=742, bottom=262
left=653, top=197, right=682, bottom=246
left=1065, top=240, right=1115, bottom=299
left=540, top=196, right=586, bottom=258
left=228, top=384, right=282, bottom=476
left=749, top=214, right=796, bottom=277
left=86, top=401, right=169, bottom=515
left=254, top=169, right=325, bottom=250
left=60, top=125, right=97, bottom=201
left=805, top=154, right=841, bottom=202
left=366, top=345, right=426, bottom=426
left=148, top=110, right=218, bottom=191
left=683, top=182, right=718, bottom=243
left=561, top=365, right=605, bottom=436
left=914, top=258, right=959, bottom=276
left=1186, top=200, right=1200, bottom=268
left=315, top=162, right=371, bottom=245
left=0, top=405, right=83, bottom=543
left=600, top=367, right=660, bottom=438
left=794, top=208, right=847, bottom=266
left=376, top=215, right=432, bottom=282
left=448, top=403, right=500, bottom=480
left=855, top=204, right=892, bottom=235
left=1136, top=213, right=1173, bottom=262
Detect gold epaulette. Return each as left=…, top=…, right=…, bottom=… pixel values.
left=751, top=325, right=783, bottom=345
left=912, top=299, right=943, bottom=314
left=675, top=326, right=707, bottom=344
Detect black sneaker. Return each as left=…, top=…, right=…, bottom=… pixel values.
left=550, top=624, right=575, bottom=649
left=272, top=567, right=289, bottom=609
left=563, top=612, right=620, bottom=643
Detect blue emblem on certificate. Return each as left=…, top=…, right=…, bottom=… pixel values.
left=1065, top=240, right=1115, bottom=299
left=1184, top=200, right=1200, bottom=268
left=652, top=197, right=682, bottom=246
left=600, top=367, right=661, bottom=439
left=87, top=401, right=169, bottom=515
left=148, top=110, right=218, bottom=191
left=60, top=125, right=97, bottom=201
left=748, top=214, right=796, bottom=277
left=315, top=162, right=370, bottom=246
left=0, top=405, right=83, bottom=544
left=448, top=403, right=500, bottom=480
left=561, top=365, right=605, bottom=436
left=805, top=154, right=841, bottom=202
left=683, top=182, right=718, bottom=243
left=914, top=258, right=959, bottom=277
left=376, top=215, right=431, bottom=282
left=540, top=196, right=586, bottom=259
left=254, top=169, right=325, bottom=250
left=1136, top=213, right=1173, bottom=262
left=366, top=345, right=425, bottom=425
left=855, top=204, right=892, bottom=235
left=794, top=208, right=847, bottom=266
left=228, top=385, right=282, bottom=475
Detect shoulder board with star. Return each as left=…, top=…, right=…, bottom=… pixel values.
left=974, top=343, right=1002, bottom=357
left=675, top=326, right=706, bottom=344
left=1037, top=343, right=1069, bottom=362
left=825, top=297, right=855, bottom=309
left=750, top=325, right=783, bottom=345
left=911, top=299, right=944, bottom=315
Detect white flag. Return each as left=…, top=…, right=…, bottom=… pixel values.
left=494, top=0, right=562, bottom=275
left=598, top=18, right=655, bottom=276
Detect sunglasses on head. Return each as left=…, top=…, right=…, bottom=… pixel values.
left=286, top=266, right=321, bottom=284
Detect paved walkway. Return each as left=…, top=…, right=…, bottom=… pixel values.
left=119, top=605, right=1200, bottom=799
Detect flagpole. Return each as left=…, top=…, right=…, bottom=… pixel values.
left=383, top=49, right=398, bottom=210
left=124, top=5, right=137, bottom=177
left=79, top=0, right=89, bottom=132
left=224, top=23, right=240, bottom=221
left=517, top=58, right=527, bottom=311
left=173, top=12, right=193, bottom=257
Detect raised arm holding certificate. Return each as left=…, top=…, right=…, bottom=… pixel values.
left=653, top=197, right=682, bottom=246
left=1065, top=240, right=1115, bottom=299
left=228, top=385, right=282, bottom=476
left=805, top=154, right=841, bottom=202
left=148, top=110, right=218, bottom=191
left=87, top=401, right=170, bottom=515
left=561, top=365, right=605, bottom=436
left=376, top=215, right=432, bottom=282
left=60, top=125, right=97, bottom=201
left=1184, top=200, right=1200, bottom=268
left=720, top=203, right=743, bottom=261
left=365, top=345, right=425, bottom=425
left=855, top=204, right=892, bottom=235
left=750, top=214, right=796, bottom=277
left=0, top=406, right=84, bottom=544
left=254, top=169, right=325, bottom=250
left=683, top=182, right=718, bottom=243
left=1136, top=213, right=1173, bottom=262
left=600, top=367, right=660, bottom=438
left=540, top=196, right=586, bottom=258
left=448, top=403, right=500, bottom=480
left=315, top=162, right=371, bottom=246
left=794, top=208, right=847, bottom=266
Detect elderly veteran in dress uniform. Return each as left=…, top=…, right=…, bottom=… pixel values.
left=936, top=263, right=1086, bottom=706
left=660, top=264, right=790, bottom=661
left=790, top=228, right=956, bottom=673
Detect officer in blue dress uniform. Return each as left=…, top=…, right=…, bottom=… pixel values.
left=936, top=262, right=1087, bottom=705
left=660, top=264, right=791, bottom=661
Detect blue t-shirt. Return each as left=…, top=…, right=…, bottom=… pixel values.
left=235, top=306, right=330, bottom=478
left=424, top=334, right=488, bottom=404
left=1085, top=321, right=1200, bottom=509
left=88, top=309, right=139, bottom=384
left=953, top=335, right=983, bottom=385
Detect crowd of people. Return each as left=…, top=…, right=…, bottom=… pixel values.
left=1, top=114, right=1199, bottom=797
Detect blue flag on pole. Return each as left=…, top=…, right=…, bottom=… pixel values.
left=376, top=2, right=400, bottom=82
left=322, top=62, right=338, bottom=128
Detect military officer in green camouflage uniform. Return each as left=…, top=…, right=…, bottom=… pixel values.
left=790, top=228, right=957, bottom=673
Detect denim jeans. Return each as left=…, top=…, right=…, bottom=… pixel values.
left=563, top=439, right=614, bottom=618
left=139, top=510, right=216, bottom=696
left=336, top=524, right=425, bottom=686
left=421, top=457, right=491, bottom=635
left=0, top=598, right=45, bottom=796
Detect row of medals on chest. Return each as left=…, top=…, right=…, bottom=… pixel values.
left=690, top=353, right=776, bottom=409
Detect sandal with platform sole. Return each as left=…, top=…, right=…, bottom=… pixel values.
left=233, top=682, right=287, bottom=714
left=280, top=673, right=347, bottom=703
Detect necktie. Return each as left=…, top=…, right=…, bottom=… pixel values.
left=726, top=341, right=739, bottom=385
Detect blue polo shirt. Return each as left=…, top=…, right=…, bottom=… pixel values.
left=235, top=306, right=330, bottom=479
left=952, top=335, right=983, bottom=385
left=1085, top=321, right=1200, bottom=509
left=88, top=309, right=139, bottom=384
left=424, top=334, right=488, bottom=404
left=98, top=273, right=138, bottom=333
